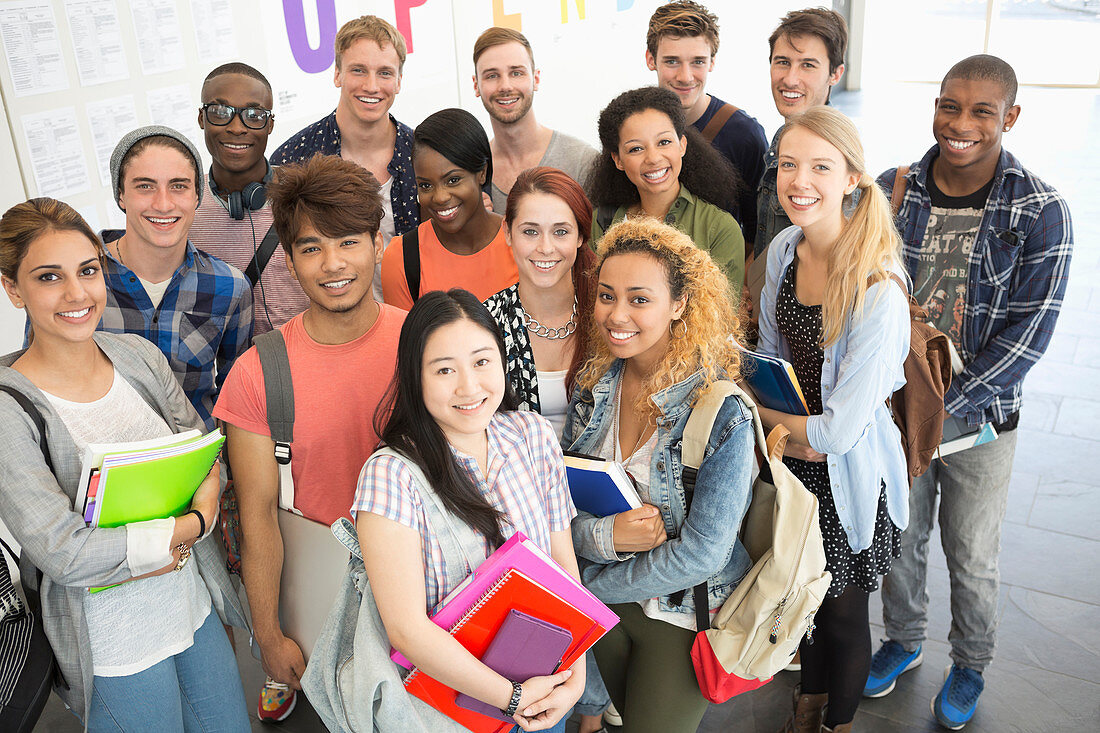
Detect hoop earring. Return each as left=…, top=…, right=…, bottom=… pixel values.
left=669, top=318, right=687, bottom=338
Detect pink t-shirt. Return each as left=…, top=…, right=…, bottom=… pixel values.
left=214, top=305, right=405, bottom=525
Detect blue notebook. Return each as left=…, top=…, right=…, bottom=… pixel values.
left=563, top=453, right=643, bottom=517
left=740, top=350, right=809, bottom=416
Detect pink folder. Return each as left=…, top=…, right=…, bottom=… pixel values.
left=390, top=531, right=618, bottom=669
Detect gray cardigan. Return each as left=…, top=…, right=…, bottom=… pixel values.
left=0, top=331, right=247, bottom=725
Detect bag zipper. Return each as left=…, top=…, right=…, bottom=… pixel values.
left=768, top=496, right=815, bottom=644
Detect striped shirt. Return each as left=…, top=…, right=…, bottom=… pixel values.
left=189, top=174, right=309, bottom=335
left=880, top=146, right=1074, bottom=425
left=353, top=410, right=576, bottom=612
left=98, top=231, right=253, bottom=428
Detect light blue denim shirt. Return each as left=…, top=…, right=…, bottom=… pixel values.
left=562, top=362, right=755, bottom=618
left=757, top=226, right=911, bottom=553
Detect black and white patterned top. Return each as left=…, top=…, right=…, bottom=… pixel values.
left=484, top=284, right=540, bottom=413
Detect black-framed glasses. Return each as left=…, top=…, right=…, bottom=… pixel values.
left=200, top=103, right=274, bottom=130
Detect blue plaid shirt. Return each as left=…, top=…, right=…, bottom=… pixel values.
left=270, top=110, right=420, bottom=237
left=879, top=146, right=1074, bottom=426
left=99, top=231, right=253, bottom=427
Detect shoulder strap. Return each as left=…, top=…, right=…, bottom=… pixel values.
left=890, top=166, right=911, bottom=215
left=372, top=447, right=486, bottom=574
left=699, top=103, right=740, bottom=144
left=402, top=226, right=421, bottom=305
left=252, top=329, right=300, bottom=513
left=0, top=385, right=53, bottom=473
left=681, top=379, right=766, bottom=476
left=244, top=223, right=280, bottom=288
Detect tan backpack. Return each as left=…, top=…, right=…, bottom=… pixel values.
left=680, top=381, right=832, bottom=702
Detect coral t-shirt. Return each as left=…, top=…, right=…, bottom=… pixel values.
left=213, top=305, right=405, bottom=525
left=380, top=219, right=518, bottom=309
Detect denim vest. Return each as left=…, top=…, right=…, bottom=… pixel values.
left=562, top=362, right=756, bottom=620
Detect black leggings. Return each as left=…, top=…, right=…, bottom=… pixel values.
left=799, top=585, right=871, bottom=727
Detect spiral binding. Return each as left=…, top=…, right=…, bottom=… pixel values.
left=402, top=569, right=514, bottom=686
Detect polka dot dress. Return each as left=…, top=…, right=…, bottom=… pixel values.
left=775, top=256, right=902, bottom=598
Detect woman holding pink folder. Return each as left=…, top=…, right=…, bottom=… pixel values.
left=0, top=198, right=249, bottom=731
left=352, top=289, right=585, bottom=732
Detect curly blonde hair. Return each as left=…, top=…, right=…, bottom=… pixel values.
left=576, top=217, right=742, bottom=419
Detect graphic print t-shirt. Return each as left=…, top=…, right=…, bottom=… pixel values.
left=912, top=164, right=994, bottom=350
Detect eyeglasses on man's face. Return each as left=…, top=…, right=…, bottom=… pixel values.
left=200, top=103, right=274, bottom=130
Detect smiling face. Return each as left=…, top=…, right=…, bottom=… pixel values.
left=776, top=125, right=858, bottom=235
left=117, top=144, right=199, bottom=252
left=334, top=39, right=402, bottom=126
left=646, top=35, right=715, bottom=122
left=199, top=73, right=273, bottom=184
left=769, top=33, right=843, bottom=119
left=506, top=192, right=583, bottom=291
left=933, top=77, right=1018, bottom=178
left=284, top=222, right=382, bottom=315
left=414, top=145, right=487, bottom=236
left=421, top=317, right=506, bottom=450
left=2, top=229, right=105, bottom=347
left=612, top=109, right=687, bottom=200
left=473, top=41, right=538, bottom=125
left=595, top=251, right=685, bottom=371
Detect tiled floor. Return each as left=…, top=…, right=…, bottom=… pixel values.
left=35, top=83, right=1099, bottom=731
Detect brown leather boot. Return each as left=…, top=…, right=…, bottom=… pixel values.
left=778, top=685, right=828, bottom=733
left=822, top=724, right=852, bottom=733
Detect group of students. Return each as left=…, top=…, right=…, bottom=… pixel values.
left=0, top=2, right=1074, bottom=733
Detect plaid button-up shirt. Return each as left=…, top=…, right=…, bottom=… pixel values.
left=99, top=231, right=253, bottom=427
left=270, top=110, right=420, bottom=238
left=879, top=146, right=1074, bottom=426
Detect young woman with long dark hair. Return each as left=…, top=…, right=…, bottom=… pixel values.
left=381, top=109, right=518, bottom=308
left=755, top=106, right=910, bottom=733
left=352, top=289, right=585, bottom=732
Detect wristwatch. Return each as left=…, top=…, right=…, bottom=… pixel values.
left=501, top=680, right=523, bottom=717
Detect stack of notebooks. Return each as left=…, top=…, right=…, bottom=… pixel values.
left=738, top=347, right=810, bottom=415
left=75, top=429, right=225, bottom=592
left=562, top=453, right=643, bottom=517
left=394, top=532, right=618, bottom=732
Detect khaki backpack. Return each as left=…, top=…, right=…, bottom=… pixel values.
left=679, top=381, right=832, bottom=702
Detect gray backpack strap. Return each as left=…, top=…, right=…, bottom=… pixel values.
left=253, top=329, right=299, bottom=513
left=372, top=447, right=487, bottom=582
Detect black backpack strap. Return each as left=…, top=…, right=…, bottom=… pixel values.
left=667, top=464, right=711, bottom=630
left=402, top=225, right=421, bottom=305
left=253, top=330, right=294, bottom=465
left=244, top=223, right=281, bottom=288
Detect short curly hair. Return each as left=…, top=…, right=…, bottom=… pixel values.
left=576, top=217, right=743, bottom=419
left=585, top=86, right=741, bottom=212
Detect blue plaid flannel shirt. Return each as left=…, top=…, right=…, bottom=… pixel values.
left=879, top=146, right=1074, bottom=426
left=99, top=231, right=253, bottom=427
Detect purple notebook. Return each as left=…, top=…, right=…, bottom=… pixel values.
left=454, top=609, right=572, bottom=721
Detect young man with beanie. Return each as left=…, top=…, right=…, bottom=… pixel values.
left=100, top=125, right=252, bottom=428
left=192, top=62, right=308, bottom=335
left=868, top=55, right=1073, bottom=730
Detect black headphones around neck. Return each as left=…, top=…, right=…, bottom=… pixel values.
left=209, top=162, right=273, bottom=220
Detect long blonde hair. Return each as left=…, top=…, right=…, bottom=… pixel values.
left=777, top=106, right=903, bottom=346
left=575, top=217, right=742, bottom=420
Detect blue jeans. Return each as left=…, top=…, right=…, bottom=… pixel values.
left=87, top=610, right=249, bottom=732
left=509, top=710, right=570, bottom=733
left=881, top=429, right=1018, bottom=672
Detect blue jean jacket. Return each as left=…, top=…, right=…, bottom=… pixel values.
left=562, top=362, right=755, bottom=619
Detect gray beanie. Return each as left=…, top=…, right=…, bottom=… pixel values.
left=110, top=125, right=204, bottom=210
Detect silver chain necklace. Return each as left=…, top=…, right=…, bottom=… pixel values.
left=518, top=296, right=578, bottom=340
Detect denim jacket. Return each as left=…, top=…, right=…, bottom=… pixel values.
left=757, top=226, right=911, bottom=553
left=562, top=362, right=755, bottom=618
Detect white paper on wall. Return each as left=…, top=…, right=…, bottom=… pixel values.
left=129, top=0, right=184, bottom=75
left=65, top=0, right=128, bottom=86
left=21, top=107, right=90, bottom=198
left=147, top=83, right=202, bottom=155
left=0, top=0, right=68, bottom=97
left=189, top=0, right=236, bottom=62
left=86, top=94, right=139, bottom=187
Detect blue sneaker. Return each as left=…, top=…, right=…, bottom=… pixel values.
left=863, top=640, right=923, bottom=697
left=932, top=664, right=984, bottom=730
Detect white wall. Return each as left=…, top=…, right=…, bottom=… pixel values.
left=0, top=0, right=808, bottom=353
